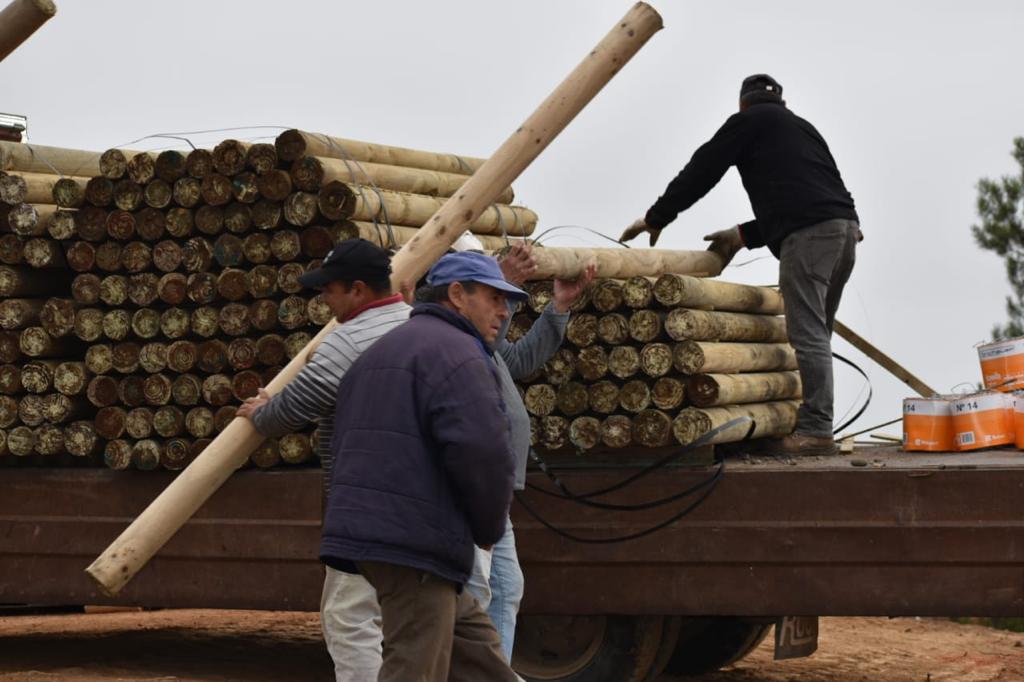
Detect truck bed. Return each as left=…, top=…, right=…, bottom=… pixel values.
left=3, top=446, right=1022, bottom=616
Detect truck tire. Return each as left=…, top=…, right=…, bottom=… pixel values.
left=513, top=615, right=663, bottom=681
left=660, top=617, right=772, bottom=676
left=642, top=615, right=682, bottom=681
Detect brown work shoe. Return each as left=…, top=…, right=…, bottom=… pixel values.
left=777, top=432, right=838, bottom=457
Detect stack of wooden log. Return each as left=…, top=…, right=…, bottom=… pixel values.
left=514, top=272, right=801, bottom=453
left=0, top=129, right=800, bottom=468
left=0, top=130, right=534, bottom=470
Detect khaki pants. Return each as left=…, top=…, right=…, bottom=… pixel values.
left=357, top=560, right=518, bottom=682
left=320, top=566, right=382, bottom=681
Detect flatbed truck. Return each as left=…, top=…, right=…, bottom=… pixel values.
left=4, top=445, right=1022, bottom=679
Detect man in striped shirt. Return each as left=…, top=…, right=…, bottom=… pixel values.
left=236, top=238, right=410, bottom=681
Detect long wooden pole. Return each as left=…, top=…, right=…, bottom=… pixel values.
left=337, top=219, right=515, bottom=251
left=0, top=141, right=104, bottom=177
left=520, top=246, right=723, bottom=280
left=687, top=370, right=802, bottom=407
left=653, top=273, right=783, bottom=314
left=673, top=400, right=800, bottom=446
left=86, top=2, right=664, bottom=596
left=833, top=320, right=936, bottom=397
left=317, top=180, right=537, bottom=235
left=276, top=130, right=488, bottom=175
left=664, top=308, right=788, bottom=343
left=0, top=0, right=55, bottom=63
left=672, top=340, right=797, bottom=374
left=297, top=155, right=515, bottom=204
left=388, top=3, right=664, bottom=288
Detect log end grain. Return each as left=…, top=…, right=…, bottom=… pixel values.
left=672, top=340, right=704, bottom=374
left=619, top=379, right=652, bottom=413
left=651, top=377, right=685, bottom=411
left=212, top=140, right=248, bottom=176
left=64, top=420, right=98, bottom=457
left=600, top=415, right=632, bottom=449
left=632, top=409, right=672, bottom=448
left=99, top=149, right=128, bottom=180
left=246, top=143, right=278, bottom=175
left=672, top=409, right=713, bottom=446
left=275, top=129, right=308, bottom=163
left=596, top=313, right=629, bottom=346
left=524, top=383, right=556, bottom=417
left=568, top=416, right=601, bottom=451
left=290, top=156, right=324, bottom=193
left=576, top=346, right=609, bottom=382
left=538, top=415, right=568, bottom=450
left=555, top=381, right=588, bottom=417
left=103, top=439, right=133, bottom=470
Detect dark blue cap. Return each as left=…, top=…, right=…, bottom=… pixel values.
left=426, top=251, right=528, bottom=301
left=297, top=238, right=391, bottom=290
left=740, top=74, right=783, bottom=104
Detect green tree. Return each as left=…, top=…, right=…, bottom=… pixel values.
left=973, top=137, right=1024, bottom=339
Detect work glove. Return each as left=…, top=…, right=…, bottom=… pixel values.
left=619, top=218, right=662, bottom=247
left=703, top=226, right=744, bottom=268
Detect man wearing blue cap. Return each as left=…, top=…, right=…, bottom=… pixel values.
left=457, top=243, right=593, bottom=663
left=621, top=74, right=861, bottom=456
left=321, top=251, right=530, bottom=681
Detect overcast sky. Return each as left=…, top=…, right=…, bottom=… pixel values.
left=6, top=0, right=1024, bottom=439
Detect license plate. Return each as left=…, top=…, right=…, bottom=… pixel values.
left=774, top=615, right=818, bottom=660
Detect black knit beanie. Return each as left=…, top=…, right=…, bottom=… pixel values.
left=739, top=74, right=784, bottom=106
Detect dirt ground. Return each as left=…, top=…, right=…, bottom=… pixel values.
left=0, top=610, right=1021, bottom=681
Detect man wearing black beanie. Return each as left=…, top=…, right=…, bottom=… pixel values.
left=621, top=74, right=861, bottom=456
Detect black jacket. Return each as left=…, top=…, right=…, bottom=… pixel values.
left=645, top=102, right=858, bottom=257
left=321, top=303, right=515, bottom=585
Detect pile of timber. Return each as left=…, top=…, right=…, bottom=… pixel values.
left=515, top=272, right=801, bottom=453
left=0, top=129, right=797, bottom=467
left=0, top=130, right=532, bottom=470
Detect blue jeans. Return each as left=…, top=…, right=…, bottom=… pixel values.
left=466, top=516, right=524, bottom=662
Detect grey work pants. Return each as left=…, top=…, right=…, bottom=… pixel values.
left=778, top=218, right=859, bottom=437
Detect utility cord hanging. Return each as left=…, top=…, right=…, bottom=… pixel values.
left=832, top=351, right=872, bottom=435
left=525, top=416, right=750, bottom=508
left=515, top=465, right=723, bottom=545
left=515, top=417, right=752, bottom=543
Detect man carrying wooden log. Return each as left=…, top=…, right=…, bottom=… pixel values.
left=235, top=238, right=410, bottom=681
left=456, top=245, right=594, bottom=662
left=321, top=251, right=530, bottom=681
left=621, top=74, right=861, bottom=456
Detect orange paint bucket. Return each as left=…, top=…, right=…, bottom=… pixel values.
left=902, top=398, right=954, bottom=452
left=1015, top=397, right=1024, bottom=449
left=952, top=391, right=1014, bottom=451
left=978, top=337, right=1024, bottom=392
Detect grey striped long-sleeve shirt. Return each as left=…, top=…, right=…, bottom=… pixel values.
left=250, top=300, right=411, bottom=480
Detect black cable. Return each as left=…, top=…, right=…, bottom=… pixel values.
left=514, top=463, right=724, bottom=544
left=513, top=418, right=754, bottom=544
left=527, top=417, right=750, bottom=499
left=832, top=351, right=873, bottom=435
left=524, top=416, right=751, bottom=510
left=525, top=460, right=722, bottom=512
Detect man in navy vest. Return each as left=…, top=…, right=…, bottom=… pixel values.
left=321, top=251, right=526, bottom=681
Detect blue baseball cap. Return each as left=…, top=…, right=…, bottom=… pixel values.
left=426, top=251, right=528, bottom=301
